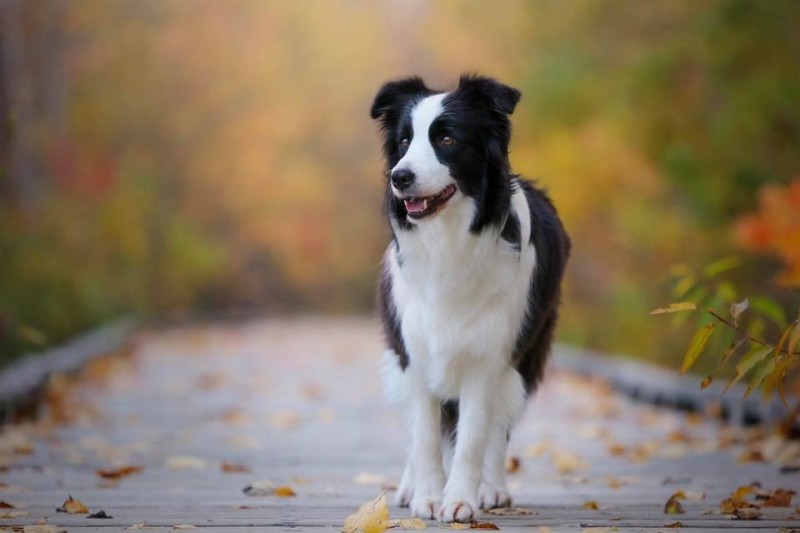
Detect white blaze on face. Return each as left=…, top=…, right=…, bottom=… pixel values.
left=391, top=93, right=453, bottom=197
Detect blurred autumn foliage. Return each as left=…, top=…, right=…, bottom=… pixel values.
left=1, top=0, right=799, bottom=367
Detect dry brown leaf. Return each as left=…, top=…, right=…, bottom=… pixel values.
left=0, top=501, right=13, bottom=509
left=761, top=488, right=795, bottom=507
left=387, top=518, right=427, bottom=530
left=343, top=492, right=389, bottom=533
left=664, top=522, right=683, bottom=528
left=505, top=456, right=521, bottom=474
left=57, top=495, right=89, bottom=514
left=173, top=526, right=197, bottom=530
left=221, top=462, right=250, bottom=473
left=664, top=493, right=685, bottom=514
left=738, top=449, right=766, bottom=463
left=484, top=507, right=536, bottom=516
left=450, top=524, right=470, bottom=531
left=606, top=443, right=628, bottom=456
left=467, top=523, right=499, bottom=530
left=582, top=500, right=599, bottom=510
left=97, top=465, right=143, bottom=479
left=272, top=486, right=296, bottom=497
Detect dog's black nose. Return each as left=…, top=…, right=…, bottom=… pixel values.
left=391, top=169, right=415, bottom=191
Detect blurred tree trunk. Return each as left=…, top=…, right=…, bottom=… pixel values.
left=0, top=0, right=67, bottom=219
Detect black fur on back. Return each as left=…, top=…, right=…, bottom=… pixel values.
left=371, top=74, right=570, bottom=432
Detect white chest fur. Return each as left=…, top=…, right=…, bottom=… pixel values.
left=388, top=183, right=536, bottom=399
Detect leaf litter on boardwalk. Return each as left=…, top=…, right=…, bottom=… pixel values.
left=56, top=495, right=89, bottom=514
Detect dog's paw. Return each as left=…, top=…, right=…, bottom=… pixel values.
left=410, top=497, right=440, bottom=520
left=395, top=483, right=413, bottom=508
left=438, top=499, right=477, bottom=523
left=478, top=483, right=512, bottom=509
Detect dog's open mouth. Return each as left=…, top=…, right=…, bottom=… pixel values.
left=403, top=184, right=457, bottom=220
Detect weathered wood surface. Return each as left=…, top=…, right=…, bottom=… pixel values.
left=1, top=317, right=798, bottom=532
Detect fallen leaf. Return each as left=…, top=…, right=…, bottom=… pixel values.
left=664, top=522, right=683, bottom=528
left=761, top=488, right=795, bottom=507
left=664, top=493, right=685, bottom=514
left=387, top=518, right=427, bottom=529
left=0, top=501, right=13, bottom=508
left=57, top=495, right=89, bottom=514
left=734, top=507, right=762, bottom=520
left=484, top=507, right=536, bottom=516
left=165, top=456, right=207, bottom=470
left=551, top=450, right=587, bottom=474
left=221, top=462, right=250, bottom=473
left=173, top=526, right=196, bottom=530
left=97, top=465, right=143, bottom=480
left=469, top=523, right=499, bottom=530
left=505, top=456, right=521, bottom=474
left=272, top=486, right=296, bottom=497
left=343, top=492, right=389, bottom=533
left=582, top=501, right=600, bottom=510
left=450, top=525, right=469, bottom=531
left=88, top=510, right=113, bottom=518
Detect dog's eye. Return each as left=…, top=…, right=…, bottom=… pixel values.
left=399, top=137, right=410, bottom=148
left=439, top=135, right=455, bottom=147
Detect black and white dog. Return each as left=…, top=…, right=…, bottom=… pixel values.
left=372, top=75, right=570, bottom=523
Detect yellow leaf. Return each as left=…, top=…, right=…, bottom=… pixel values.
left=59, top=495, right=89, bottom=514
left=344, top=492, right=389, bottom=533
left=272, top=486, right=296, bottom=497
left=680, top=323, right=715, bottom=374
left=700, top=376, right=712, bottom=389
left=582, top=500, right=599, bottom=509
left=726, top=346, right=773, bottom=392
left=649, top=302, right=697, bottom=315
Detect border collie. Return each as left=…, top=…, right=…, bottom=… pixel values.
left=371, top=75, right=571, bottom=523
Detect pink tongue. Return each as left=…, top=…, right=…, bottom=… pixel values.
left=404, top=199, right=427, bottom=214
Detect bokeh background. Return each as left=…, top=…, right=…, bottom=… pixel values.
left=2, top=0, right=799, bottom=369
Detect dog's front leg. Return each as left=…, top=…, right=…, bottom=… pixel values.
left=408, top=381, right=446, bottom=519
left=439, top=370, right=495, bottom=522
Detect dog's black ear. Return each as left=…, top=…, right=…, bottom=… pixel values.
left=370, top=76, right=431, bottom=120
left=457, top=74, right=521, bottom=115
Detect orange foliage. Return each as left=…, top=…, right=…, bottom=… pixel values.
left=735, top=179, right=800, bottom=287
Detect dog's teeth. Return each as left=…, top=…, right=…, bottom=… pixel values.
left=422, top=199, right=428, bottom=210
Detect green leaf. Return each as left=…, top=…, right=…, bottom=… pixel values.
left=680, top=322, right=715, bottom=374
left=671, top=274, right=697, bottom=300
left=726, top=345, right=773, bottom=392
left=714, top=337, right=748, bottom=374
left=749, top=296, right=787, bottom=329
left=650, top=302, right=697, bottom=315
left=702, top=256, right=741, bottom=279
left=745, top=358, right=775, bottom=398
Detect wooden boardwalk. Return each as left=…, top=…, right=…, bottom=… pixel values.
left=1, top=317, right=798, bottom=532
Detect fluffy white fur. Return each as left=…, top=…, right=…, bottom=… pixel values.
left=381, top=94, right=535, bottom=523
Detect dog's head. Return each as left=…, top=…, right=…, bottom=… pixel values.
left=371, top=74, right=520, bottom=230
